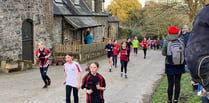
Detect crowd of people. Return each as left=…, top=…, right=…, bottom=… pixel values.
left=34, top=3, right=209, bottom=103
left=36, top=36, right=161, bottom=103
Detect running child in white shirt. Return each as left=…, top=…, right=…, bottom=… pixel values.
left=63, top=52, right=82, bottom=103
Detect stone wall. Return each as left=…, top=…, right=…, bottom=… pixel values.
left=108, top=22, right=119, bottom=39
left=94, top=16, right=108, bottom=40
left=0, top=0, right=53, bottom=61
left=52, top=16, right=62, bottom=45
left=95, top=0, right=102, bottom=13
left=63, top=22, right=73, bottom=44
left=91, top=26, right=103, bottom=43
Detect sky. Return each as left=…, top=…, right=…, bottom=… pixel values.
left=104, top=0, right=145, bottom=8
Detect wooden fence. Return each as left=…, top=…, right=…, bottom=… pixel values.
left=53, top=39, right=126, bottom=63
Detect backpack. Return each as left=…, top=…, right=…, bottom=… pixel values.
left=167, top=39, right=185, bottom=65
left=185, top=5, right=209, bottom=91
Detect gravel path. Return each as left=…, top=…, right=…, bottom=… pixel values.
left=0, top=50, right=165, bottom=103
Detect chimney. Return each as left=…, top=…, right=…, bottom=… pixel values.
left=102, top=1, right=104, bottom=12
left=75, top=0, right=80, bottom=5
left=92, top=0, right=95, bottom=12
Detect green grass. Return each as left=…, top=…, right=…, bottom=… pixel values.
left=151, top=73, right=202, bottom=103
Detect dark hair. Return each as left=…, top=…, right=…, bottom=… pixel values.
left=113, top=40, right=117, bottom=42
left=86, top=31, right=90, bottom=35
left=66, top=52, right=73, bottom=57
left=120, top=41, right=127, bottom=48
left=121, top=41, right=126, bottom=45
left=85, top=62, right=99, bottom=71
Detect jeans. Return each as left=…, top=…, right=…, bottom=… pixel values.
left=66, top=85, right=79, bottom=103
left=113, top=55, right=118, bottom=67
left=40, top=67, right=50, bottom=85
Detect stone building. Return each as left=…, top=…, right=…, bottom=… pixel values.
left=0, top=0, right=53, bottom=62
left=0, top=0, right=119, bottom=62
left=52, top=0, right=113, bottom=45
left=108, top=15, right=119, bottom=39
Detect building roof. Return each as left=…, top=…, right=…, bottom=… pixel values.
left=108, top=16, right=119, bottom=22
left=62, top=0, right=93, bottom=16
left=64, top=16, right=102, bottom=29
left=53, top=2, right=72, bottom=15
left=53, top=0, right=109, bottom=16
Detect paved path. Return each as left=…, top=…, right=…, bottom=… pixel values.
left=0, top=50, right=165, bottom=103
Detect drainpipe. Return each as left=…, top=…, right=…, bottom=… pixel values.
left=61, top=17, right=64, bottom=44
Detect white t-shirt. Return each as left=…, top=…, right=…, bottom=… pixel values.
left=64, top=62, right=82, bottom=87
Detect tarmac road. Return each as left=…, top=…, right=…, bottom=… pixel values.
left=0, top=50, right=165, bottom=103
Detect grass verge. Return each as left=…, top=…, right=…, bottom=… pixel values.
left=151, top=73, right=201, bottom=103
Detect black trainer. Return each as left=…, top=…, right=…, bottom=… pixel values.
left=48, top=80, right=51, bottom=86
left=42, top=85, right=48, bottom=89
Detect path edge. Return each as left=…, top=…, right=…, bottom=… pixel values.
left=142, top=74, right=165, bottom=103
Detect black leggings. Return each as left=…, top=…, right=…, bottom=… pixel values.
left=167, top=74, right=182, bottom=101
left=66, top=85, right=78, bottom=103
left=127, top=50, right=130, bottom=61
left=143, top=48, right=147, bottom=57
left=40, top=67, right=50, bottom=85
left=121, top=60, right=128, bottom=73
left=134, top=48, right=138, bottom=54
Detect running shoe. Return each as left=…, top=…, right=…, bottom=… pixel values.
left=48, top=80, right=51, bottom=86
left=42, top=85, right=48, bottom=89
left=125, top=75, right=128, bottom=79
left=109, top=68, right=112, bottom=72
left=121, top=73, right=123, bottom=77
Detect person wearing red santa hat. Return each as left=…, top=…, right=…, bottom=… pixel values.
left=162, top=26, right=185, bottom=103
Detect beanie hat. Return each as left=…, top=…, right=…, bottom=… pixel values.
left=168, top=26, right=179, bottom=35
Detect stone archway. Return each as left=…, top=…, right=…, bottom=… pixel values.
left=22, top=19, right=34, bottom=61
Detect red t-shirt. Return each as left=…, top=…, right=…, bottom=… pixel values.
left=113, top=44, right=119, bottom=56
left=119, top=48, right=128, bottom=61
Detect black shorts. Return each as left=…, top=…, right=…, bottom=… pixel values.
left=107, top=54, right=113, bottom=58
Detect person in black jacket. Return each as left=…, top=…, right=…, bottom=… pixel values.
left=82, top=62, right=106, bottom=103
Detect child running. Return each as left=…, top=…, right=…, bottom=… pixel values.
left=63, top=52, right=82, bottom=103
left=105, top=40, right=114, bottom=72
left=141, top=37, right=149, bottom=59
left=132, top=36, right=139, bottom=56
left=113, top=40, right=119, bottom=68
left=82, top=62, right=106, bottom=103
left=126, top=38, right=132, bottom=61
left=36, top=42, right=51, bottom=88
left=118, top=42, right=129, bottom=79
